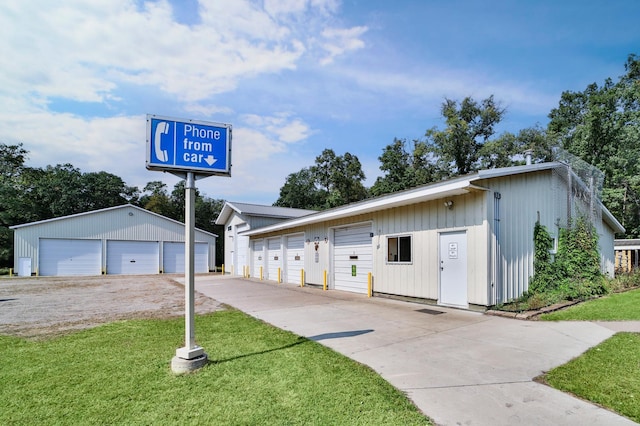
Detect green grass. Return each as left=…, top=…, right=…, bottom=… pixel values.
left=540, top=288, right=640, bottom=321
left=543, top=332, right=640, bottom=423
left=0, top=310, right=430, bottom=425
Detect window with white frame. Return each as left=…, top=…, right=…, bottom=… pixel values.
left=387, top=235, right=412, bottom=263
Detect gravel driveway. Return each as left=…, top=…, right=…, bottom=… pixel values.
left=0, top=274, right=222, bottom=338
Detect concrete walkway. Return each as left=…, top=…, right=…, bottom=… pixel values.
left=194, top=276, right=639, bottom=426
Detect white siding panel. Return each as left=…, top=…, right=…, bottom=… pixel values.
left=334, top=224, right=372, bottom=293
left=39, top=239, right=101, bottom=276
left=285, top=234, right=305, bottom=285
left=163, top=242, right=208, bottom=273
left=266, top=237, right=282, bottom=282
left=107, top=241, right=159, bottom=275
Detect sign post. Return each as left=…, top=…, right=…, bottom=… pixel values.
left=146, top=115, right=231, bottom=373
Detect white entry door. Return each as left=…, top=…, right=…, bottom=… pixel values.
left=18, top=257, right=32, bottom=277
left=439, top=231, right=468, bottom=308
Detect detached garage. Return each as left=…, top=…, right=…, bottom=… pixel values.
left=11, top=204, right=217, bottom=276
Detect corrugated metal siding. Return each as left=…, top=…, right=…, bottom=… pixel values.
left=479, top=170, right=564, bottom=304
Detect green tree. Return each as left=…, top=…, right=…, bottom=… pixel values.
left=311, top=149, right=367, bottom=208
left=548, top=54, right=640, bottom=236
left=370, top=138, right=438, bottom=196
left=139, top=181, right=173, bottom=218
left=425, top=95, right=506, bottom=176
left=274, top=168, right=325, bottom=209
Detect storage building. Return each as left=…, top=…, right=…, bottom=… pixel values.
left=237, top=163, right=624, bottom=310
left=215, top=202, right=315, bottom=276
left=11, top=204, right=217, bottom=276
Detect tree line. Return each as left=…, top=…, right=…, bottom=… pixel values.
left=0, top=145, right=225, bottom=267
left=275, top=54, right=640, bottom=237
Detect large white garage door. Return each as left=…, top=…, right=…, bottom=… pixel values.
left=334, top=224, right=372, bottom=294
left=107, top=241, right=159, bottom=275
left=285, top=234, right=304, bottom=285
left=39, top=239, right=101, bottom=276
left=252, top=240, right=264, bottom=278
left=163, top=242, right=209, bottom=273
left=266, top=237, right=282, bottom=282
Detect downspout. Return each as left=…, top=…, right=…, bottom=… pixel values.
left=493, top=192, right=502, bottom=304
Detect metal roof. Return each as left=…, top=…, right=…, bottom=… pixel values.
left=214, top=201, right=316, bottom=225
left=242, top=162, right=625, bottom=236
left=10, top=204, right=218, bottom=237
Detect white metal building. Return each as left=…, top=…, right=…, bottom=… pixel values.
left=215, top=202, right=315, bottom=277
left=11, top=204, right=217, bottom=276
left=240, top=163, right=624, bottom=309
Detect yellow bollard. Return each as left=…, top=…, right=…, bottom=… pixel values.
left=367, top=272, right=372, bottom=298
left=278, top=267, right=281, bottom=284
left=300, top=269, right=304, bottom=287
left=323, top=270, right=327, bottom=291
left=260, top=266, right=263, bottom=280
left=9, top=268, right=13, bottom=277
left=222, top=264, right=225, bottom=275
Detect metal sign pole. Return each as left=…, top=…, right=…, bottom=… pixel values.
left=172, top=172, right=206, bottom=371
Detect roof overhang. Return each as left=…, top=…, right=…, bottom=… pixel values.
left=243, top=178, right=488, bottom=237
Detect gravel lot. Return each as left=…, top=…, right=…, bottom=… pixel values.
left=0, top=274, right=222, bottom=338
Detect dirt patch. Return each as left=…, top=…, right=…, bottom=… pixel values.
left=0, top=274, right=222, bottom=339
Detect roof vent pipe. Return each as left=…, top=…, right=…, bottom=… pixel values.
left=524, top=149, right=533, bottom=166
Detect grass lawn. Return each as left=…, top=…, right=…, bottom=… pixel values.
left=542, top=332, right=640, bottom=423
left=539, top=288, right=640, bottom=321
left=539, top=288, right=640, bottom=423
left=0, top=310, right=430, bottom=425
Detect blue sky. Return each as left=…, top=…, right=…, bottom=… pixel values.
left=1, top=0, right=638, bottom=205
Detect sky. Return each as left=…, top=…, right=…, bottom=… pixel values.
left=1, top=0, right=638, bottom=205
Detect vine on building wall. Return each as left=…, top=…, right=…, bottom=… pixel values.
left=530, top=215, right=606, bottom=301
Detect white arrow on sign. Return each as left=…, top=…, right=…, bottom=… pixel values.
left=204, top=155, right=217, bottom=166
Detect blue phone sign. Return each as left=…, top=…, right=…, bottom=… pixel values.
left=146, top=115, right=232, bottom=176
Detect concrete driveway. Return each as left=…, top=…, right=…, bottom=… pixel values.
left=194, top=275, right=638, bottom=425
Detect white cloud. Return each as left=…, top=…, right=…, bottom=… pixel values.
left=319, top=26, right=368, bottom=65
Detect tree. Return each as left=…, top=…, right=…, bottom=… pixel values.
left=274, top=168, right=325, bottom=209
left=370, top=138, right=438, bottom=196
left=548, top=54, right=640, bottom=236
left=425, top=96, right=506, bottom=176
left=276, top=149, right=367, bottom=210
left=139, top=181, right=173, bottom=218
left=311, top=149, right=367, bottom=208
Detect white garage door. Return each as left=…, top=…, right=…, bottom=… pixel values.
left=235, top=235, right=249, bottom=276
left=107, top=241, right=159, bottom=275
left=266, top=237, right=282, bottom=282
left=39, top=239, right=102, bottom=276
left=163, top=242, right=209, bottom=273
left=334, top=224, right=372, bottom=294
left=285, top=234, right=304, bottom=285
left=253, top=240, right=264, bottom=278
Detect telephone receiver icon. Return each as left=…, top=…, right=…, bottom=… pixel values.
left=154, top=121, right=169, bottom=162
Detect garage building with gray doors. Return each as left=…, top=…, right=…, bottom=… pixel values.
left=11, top=204, right=217, bottom=276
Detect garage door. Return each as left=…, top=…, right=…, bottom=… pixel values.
left=39, top=239, right=102, bottom=276
left=285, top=234, right=304, bottom=285
left=334, top=224, right=372, bottom=294
left=107, top=241, right=159, bottom=275
left=253, top=240, right=264, bottom=278
left=266, top=237, right=282, bottom=282
left=234, top=235, right=249, bottom=276
left=163, top=242, right=209, bottom=273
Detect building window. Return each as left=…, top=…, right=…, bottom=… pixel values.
left=388, top=236, right=411, bottom=263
